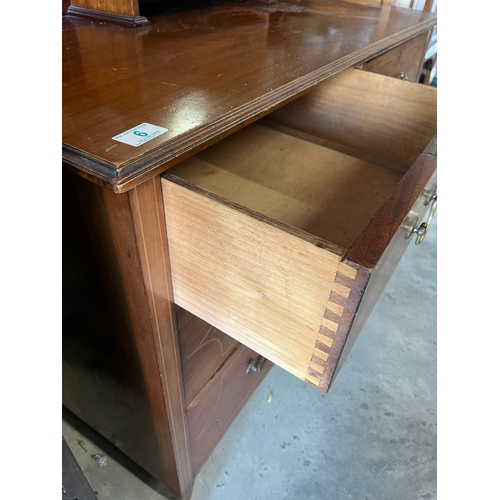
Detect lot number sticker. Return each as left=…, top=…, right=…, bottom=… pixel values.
left=112, top=123, right=168, bottom=147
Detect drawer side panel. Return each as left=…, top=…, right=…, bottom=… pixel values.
left=162, top=178, right=355, bottom=389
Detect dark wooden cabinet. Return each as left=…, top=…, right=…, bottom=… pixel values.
left=62, top=3, right=437, bottom=498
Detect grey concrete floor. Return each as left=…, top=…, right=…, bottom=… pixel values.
left=63, top=217, right=436, bottom=500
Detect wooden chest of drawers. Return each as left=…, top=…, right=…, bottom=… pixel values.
left=62, top=2, right=437, bottom=498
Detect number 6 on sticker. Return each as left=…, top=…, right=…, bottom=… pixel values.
left=112, top=123, right=168, bottom=147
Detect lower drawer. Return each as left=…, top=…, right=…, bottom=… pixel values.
left=186, top=344, right=272, bottom=474
left=162, top=68, right=437, bottom=393
left=177, top=306, right=239, bottom=406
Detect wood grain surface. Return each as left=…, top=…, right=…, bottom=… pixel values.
left=362, top=31, right=429, bottom=81
left=62, top=1, right=436, bottom=191
left=63, top=170, right=170, bottom=486
left=162, top=175, right=345, bottom=385
left=65, top=172, right=194, bottom=499
left=68, top=0, right=140, bottom=16
left=267, top=68, right=437, bottom=170
left=177, top=306, right=239, bottom=406
left=187, top=344, right=272, bottom=474
left=128, top=176, right=194, bottom=498
left=161, top=72, right=436, bottom=391
left=169, top=122, right=403, bottom=249
left=333, top=152, right=437, bottom=381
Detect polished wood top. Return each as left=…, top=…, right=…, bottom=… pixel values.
left=62, top=1, right=436, bottom=192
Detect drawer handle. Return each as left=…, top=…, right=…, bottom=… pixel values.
left=398, top=72, right=409, bottom=81
left=408, top=193, right=437, bottom=245
left=246, top=356, right=267, bottom=375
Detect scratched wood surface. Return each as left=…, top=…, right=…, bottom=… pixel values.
left=62, top=1, right=436, bottom=191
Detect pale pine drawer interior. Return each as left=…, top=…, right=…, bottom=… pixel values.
left=161, top=68, right=437, bottom=392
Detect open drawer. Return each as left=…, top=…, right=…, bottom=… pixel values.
left=161, top=68, right=437, bottom=393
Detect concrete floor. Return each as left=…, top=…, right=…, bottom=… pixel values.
left=63, top=217, right=437, bottom=500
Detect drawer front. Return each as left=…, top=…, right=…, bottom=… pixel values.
left=161, top=69, right=436, bottom=393
left=177, top=306, right=239, bottom=406
left=187, top=344, right=272, bottom=474
left=332, top=162, right=437, bottom=380
left=363, top=32, right=428, bottom=82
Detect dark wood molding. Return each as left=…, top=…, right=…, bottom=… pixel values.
left=67, top=6, right=151, bottom=27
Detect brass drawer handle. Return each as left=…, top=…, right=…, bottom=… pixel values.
left=408, top=192, right=437, bottom=245
left=246, top=356, right=267, bottom=375
left=398, top=71, right=409, bottom=80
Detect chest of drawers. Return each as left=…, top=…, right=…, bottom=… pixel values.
left=62, top=2, right=437, bottom=498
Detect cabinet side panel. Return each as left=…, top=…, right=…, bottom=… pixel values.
left=129, top=176, right=194, bottom=499
left=62, top=170, right=167, bottom=484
